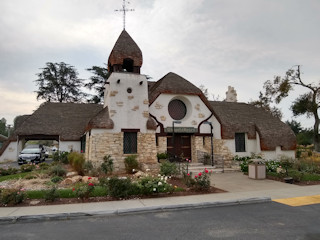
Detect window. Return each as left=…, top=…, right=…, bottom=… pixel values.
left=235, top=133, right=246, bottom=152
left=168, top=99, right=187, bottom=120
left=123, top=132, right=137, bottom=154
left=80, top=135, right=86, bottom=153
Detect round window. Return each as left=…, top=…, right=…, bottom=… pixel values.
left=168, top=99, right=187, bottom=120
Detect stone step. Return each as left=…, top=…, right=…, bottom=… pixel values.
left=187, top=166, right=241, bottom=174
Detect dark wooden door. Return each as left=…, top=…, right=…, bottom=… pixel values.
left=167, top=134, right=191, bottom=160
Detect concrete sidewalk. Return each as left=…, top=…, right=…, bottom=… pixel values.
left=1, top=172, right=319, bottom=223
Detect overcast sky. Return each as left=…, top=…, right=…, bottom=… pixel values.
left=0, top=0, right=319, bottom=128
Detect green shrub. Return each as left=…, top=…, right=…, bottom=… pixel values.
left=124, top=155, right=139, bottom=174
left=183, top=172, right=196, bottom=187
left=107, top=177, right=134, bottom=199
left=49, top=164, right=67, bottom=177
left=185, top=169, right=213, bottom=191
left=265, top=160, right=280, bottom=173
left=137, top=175, right=173, bottom=195
left=53, top=151, right=69, bottom=164
left=0, top=167, right=18, bottom=176
left=20, top=164, right=36, bottom=173
left=160, top=161, right=178, bottom=176
left=157, top=152, right=168, bottom=162
left=69, top=152, right=85, bottom=175
left=279, top=156, right=294, bottom=176
left=101, top=155, right=114, bottom=175
left=51, top=176, right=63, bottom=183
left=0, top=188, right=26, bottom=205
left=83, top=161, right=94, bottom=174
left=38, top=162, right=50, bottom=170
left=75, top=183, right=95, bottom=200
left=44, top=186, right=59, bottom=202
left=203, top=153, right=211, bottom=165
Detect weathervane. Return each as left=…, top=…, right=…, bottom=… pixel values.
left=115, top=0, right=134, bottom=30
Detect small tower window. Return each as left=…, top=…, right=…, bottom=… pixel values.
left=123, top=58, right=134, bottom=72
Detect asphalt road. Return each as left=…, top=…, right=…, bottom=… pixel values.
left=1, top=202, right=319, bottom=240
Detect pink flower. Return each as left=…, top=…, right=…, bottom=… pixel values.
left=198, top=172, right=202, bottom=177
left=187, top=173, right=190, bottom=176
left=195, top=175, right=198, bottom=178
left=72, top=188, right=75, bottom=191
left=205, top=169, right=209, bottom=173
left=189, top=160, right=191, bottom=163
left=88, top=183, right=94, bottom=187
left=186, top=159, right=189, bottom=162
left=88, top=177, right=92, bottom=180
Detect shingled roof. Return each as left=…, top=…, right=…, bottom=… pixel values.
left=108, top=30, right=143, bottom=69
left=15, top=102, right=103, bottom=141
left=209, top=101, right=296, bottom=151
left=149, top=72, right=213, bottom=111
left=87, top=106, right=114, bottom=130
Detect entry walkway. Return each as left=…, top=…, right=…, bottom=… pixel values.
left=0, top=172, right=319, bottom=223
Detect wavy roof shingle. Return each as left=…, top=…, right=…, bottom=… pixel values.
left=149, top=72, right=213, bottom=111
left=15, top=102, right=103, bottom=141
left=209, top=101, right=296, bottom=150
left=108, top=30, right=143, bottom=70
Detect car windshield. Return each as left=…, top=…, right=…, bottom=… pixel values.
left=21, top=148, right=41, bottom=154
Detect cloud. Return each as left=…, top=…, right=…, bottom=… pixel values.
left=0, top=0, right=319, bottom=128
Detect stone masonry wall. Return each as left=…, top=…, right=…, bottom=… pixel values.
left=86, top=132, right=158, bottom=173
left=192, top=136, right=234, bottom=167
left=137, top=133, right=158, bottom=172
left=157, top=136, right=167, bottom=154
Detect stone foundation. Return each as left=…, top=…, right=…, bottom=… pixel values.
left=86, top=132, right=158, bottom=173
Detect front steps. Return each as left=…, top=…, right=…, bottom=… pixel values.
left=186, top=163, right=240, bottom=174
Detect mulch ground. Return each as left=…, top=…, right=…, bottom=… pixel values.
left=266, top=175, right=320, bottom=186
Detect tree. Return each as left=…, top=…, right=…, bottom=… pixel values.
left=262, top=65, right=320, bottom=151
left=286, top=120, right=302, bottom=135
left=85, top=65, right=109, bottom=104
left=199, top=85, right=209, bottom=99
left=0, top=118, right=7, bottom=136
left=35, top=62, right=86, bottom=103
left=249, top=91, right=283, bottom=119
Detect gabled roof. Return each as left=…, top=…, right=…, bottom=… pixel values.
left=149, top=72, right=213, bottom=111
left=15, top=102, right=103, bottom=141
left=209, top=101, right=296, bottom=151
left=108, top=30, right=143, bottom=68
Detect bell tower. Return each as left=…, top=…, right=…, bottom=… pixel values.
left=107, top=30, right=143, bottom=74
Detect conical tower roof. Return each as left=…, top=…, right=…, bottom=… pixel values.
left=108, top=30, right=143, bottom=73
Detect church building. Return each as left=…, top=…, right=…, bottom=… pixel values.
left=0, top=29, right=296, bottom=171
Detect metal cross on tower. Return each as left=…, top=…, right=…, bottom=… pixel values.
left=115, top=0, right=134, bottom=30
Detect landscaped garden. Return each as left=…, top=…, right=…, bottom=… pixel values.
left=235, top=147, right=320, bottom=185
left=0, top=152, right=221, bottom=207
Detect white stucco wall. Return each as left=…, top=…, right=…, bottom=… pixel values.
left=104, top=72, right=149, bottom=133
left=149, top=94, right=213, bottom=133
left=223, top=133, right=259, bottom=157
left=262, top=149, right=296, bottom=160
left=59, top=141, right=81, bottom=153
left=0, top=141, right=18, bottom=162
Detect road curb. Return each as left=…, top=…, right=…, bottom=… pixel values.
left=0, top=197, right=271, bottom=224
